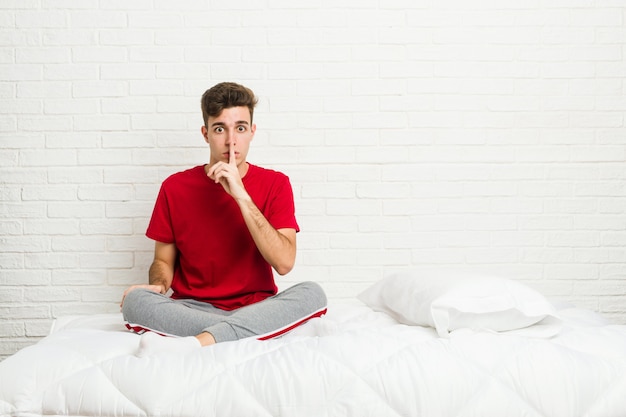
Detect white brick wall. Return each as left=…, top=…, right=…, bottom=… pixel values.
left=1, top=1, right=625, bottom=359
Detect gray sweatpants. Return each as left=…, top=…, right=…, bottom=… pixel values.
left=121, top=281, right=327, bottom=343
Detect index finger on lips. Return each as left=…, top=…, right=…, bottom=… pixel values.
left=229, top=143, right=236, bottom=166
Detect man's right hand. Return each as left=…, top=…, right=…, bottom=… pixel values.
left=120, top=284, right=164, bottom=308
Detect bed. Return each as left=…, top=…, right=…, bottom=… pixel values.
left=1, top=271, right=625, bottom=417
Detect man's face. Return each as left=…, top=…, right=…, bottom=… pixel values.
left=202, top=106, right=256, bottom=167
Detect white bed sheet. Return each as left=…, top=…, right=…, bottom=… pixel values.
left=1, top=303, right=625, bottom=417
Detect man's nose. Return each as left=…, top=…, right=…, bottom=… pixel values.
left=225, top=130, right=235, bottom=144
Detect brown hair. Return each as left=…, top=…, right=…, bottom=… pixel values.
left=201, top=82, right=258, bottom=126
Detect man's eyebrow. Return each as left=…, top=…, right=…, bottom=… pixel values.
left=210, top=120, right=250, bottom=127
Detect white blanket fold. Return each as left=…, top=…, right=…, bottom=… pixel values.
left=1, top=304, right=625, bottom=417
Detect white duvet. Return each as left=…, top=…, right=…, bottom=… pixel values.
left=1, top=303, right=626, bottom=417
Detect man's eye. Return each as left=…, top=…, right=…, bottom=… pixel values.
left=215, top=127, right=224, bottom=133
left=237, top=126, right=246, bottom=132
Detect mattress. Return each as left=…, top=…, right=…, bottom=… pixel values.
left=1, top=302, right=625, bottom=417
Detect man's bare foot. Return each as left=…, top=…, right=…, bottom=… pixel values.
left=195, top=332, right=216, bottom=346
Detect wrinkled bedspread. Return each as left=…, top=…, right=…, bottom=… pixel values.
left=1, top=304, right=625, bottom=417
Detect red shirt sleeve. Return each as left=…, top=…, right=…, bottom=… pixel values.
left=146, top=182, right=175, bottom=243
left=265, top=174, right=300, bottom=232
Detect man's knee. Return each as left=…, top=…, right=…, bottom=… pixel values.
left=121, top=288, right=155, bottom=321
left=295, top=281, right=327, bottom=309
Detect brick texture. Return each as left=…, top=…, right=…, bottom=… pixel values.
left=1, top=1, right=625, bottom=360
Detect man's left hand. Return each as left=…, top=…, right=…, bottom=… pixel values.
left=207, top=145, right=249, bottom=201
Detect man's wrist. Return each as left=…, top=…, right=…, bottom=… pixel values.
left=149, top=282, right=167, bottom=294
left=235, top=191, right=253, bottom=204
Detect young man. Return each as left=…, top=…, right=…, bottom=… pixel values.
left=120, top=82, right=327, bottom=357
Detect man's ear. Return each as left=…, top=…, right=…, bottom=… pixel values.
left=250, top=123, right=256, bottom=139
left=201, top=125, right=209, bottom=143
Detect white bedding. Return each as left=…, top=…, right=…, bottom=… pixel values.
left=1, top=302, right=626, bottom=417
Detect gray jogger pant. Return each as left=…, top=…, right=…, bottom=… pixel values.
left=121, top=281, right=327, bottom=343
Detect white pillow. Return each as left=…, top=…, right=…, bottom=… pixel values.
left=357, top=271, right=561, bottom=338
